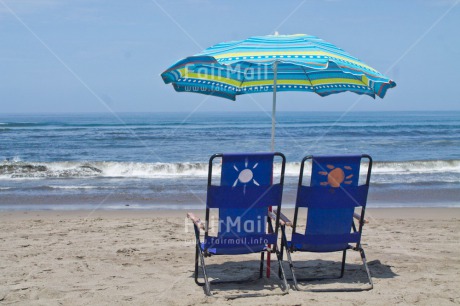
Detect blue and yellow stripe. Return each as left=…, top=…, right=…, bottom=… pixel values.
left=161, top=34, right=396, bottom=101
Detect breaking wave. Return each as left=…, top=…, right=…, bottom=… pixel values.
left=0, top=161, right=208, bottom=179
left=1, top=159, right=459, bottom=179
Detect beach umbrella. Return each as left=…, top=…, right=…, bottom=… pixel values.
left=161, top=33, right=396, bottom=151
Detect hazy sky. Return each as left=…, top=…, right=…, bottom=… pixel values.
left=1, top=0, right=459, bottom=113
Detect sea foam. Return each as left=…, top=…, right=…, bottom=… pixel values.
left=1, top=159, right=459, bottom=179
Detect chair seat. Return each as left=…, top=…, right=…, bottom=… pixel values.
left=201, top=233, right=276, bottom=255
left=286, top=240, right=350, bottom=253
left=201, top=243, right=267, bottom=255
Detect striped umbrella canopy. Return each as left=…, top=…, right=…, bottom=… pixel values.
left=161, top=34, right=396, bottom=150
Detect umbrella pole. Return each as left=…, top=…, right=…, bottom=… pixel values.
left=271, top=61, right=278, bottom=152
left=267, top=61, right=278, bottom=279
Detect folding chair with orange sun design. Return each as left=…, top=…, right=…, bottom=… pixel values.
left=187, top=152, right=289, bottom=296
left=277, top=155, right=374, bottom=291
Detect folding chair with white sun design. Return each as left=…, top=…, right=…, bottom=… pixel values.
left=187, top=152, right=289, bottom=296
left=277, top=155, right=374, bottom=292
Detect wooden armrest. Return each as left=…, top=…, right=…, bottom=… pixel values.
left=187, top=212, right=205, bottom=230
left=267, top=211, right=280, bottom=224
left=269, top=210, right=293, bottom=227
left=354, top=212, right=369, bottom=224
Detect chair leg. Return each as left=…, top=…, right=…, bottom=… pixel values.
left=278, top=237, right=285, bottom=279
left=259, top=251, right=265, bottom=279
left=194, top=244, right=199, bottom=285
left=198, top=248, right=212, bottom=296
left=358, top=247, right=374, bottom=290
left=284, top=247, right=372, bottom=292
left=193, top=243, right=212, bottom=295
left=274, top=248, right=289, bottom=293
left=340, top=250, right=347, bottom=278
left=285, top=247, right=300, bottom=291
left=280, top=227, right=300, bottom=290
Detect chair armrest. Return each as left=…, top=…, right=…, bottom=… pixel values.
left=354, top=212, right=369, bottom=224
left=268, top=210, right=293, bottom=227
left=187, top=212, right=205, bottom=230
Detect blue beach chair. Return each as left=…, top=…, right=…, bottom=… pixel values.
left=187, top=152, right=289, bottom=296
left=278, top=155, right=373, bottom=291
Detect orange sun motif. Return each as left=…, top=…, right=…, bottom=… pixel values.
left=319, top=164, right=354, bottom=188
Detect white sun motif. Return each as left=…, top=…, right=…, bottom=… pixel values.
left=232, top=158, right=260, bottom=193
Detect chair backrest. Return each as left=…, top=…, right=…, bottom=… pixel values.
left=205, top=153, right=285, bottom=251
left=292, top=155, right=372, bottom=252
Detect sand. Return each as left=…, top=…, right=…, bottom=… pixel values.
left=1, top=208, right=459, bottom=305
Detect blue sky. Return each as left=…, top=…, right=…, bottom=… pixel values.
left=1, top=0, right=459, bottom=113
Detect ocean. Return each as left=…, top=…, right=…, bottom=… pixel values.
left=1, top=111, right=459, bottom=210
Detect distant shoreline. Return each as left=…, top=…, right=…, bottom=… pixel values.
left=1, top=202, right=460, bottom=212
left=2, top=110, right=460, bottom=116
left=2, top=207, right=460, bottom=221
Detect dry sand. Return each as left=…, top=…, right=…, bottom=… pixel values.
left=1, top=208, right=459, bottom=305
